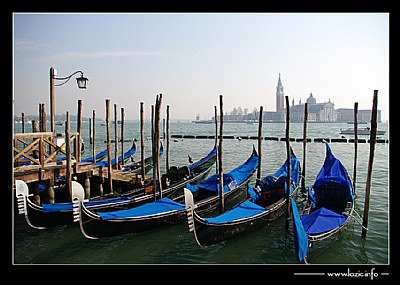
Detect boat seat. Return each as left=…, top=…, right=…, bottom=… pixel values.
left=178, top=166, right=190, bottom=179
left=167, top=166, right=180, bottom=182
left=314, top=183, right=351, bottom=214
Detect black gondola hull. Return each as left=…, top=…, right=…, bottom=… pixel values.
left=25, top=201, right=74, bottom=227
left=192, top=190, right=297, bottom=246
left=21, top=160, right=214, bottom=228
left=78, top=172, right=252, bottom=238
left=80, top=208, right=187, bottom=238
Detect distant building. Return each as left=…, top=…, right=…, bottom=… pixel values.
left=205, top=74, right=381, bottom=123
left=276, top=73, right=285, bottom=113
left=290, top=93, right=336, bottom=122
left=263, top=73, right=286, bottom=122
left=335, top=108, right=381, bottom=123
left=269, top=74, right=381, bottom=123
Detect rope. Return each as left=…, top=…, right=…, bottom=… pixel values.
left=352, top=209, right=368, bottom=231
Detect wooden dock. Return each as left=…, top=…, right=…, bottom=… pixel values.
left=13, top=131, right=144, bottom=204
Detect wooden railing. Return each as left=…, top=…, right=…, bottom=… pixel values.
left=13, top=132, right=80, bottom=167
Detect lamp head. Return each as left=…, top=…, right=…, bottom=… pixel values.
left=76, top=75, right=89, bottom=89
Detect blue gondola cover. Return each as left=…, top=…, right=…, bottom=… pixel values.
left=187, top=147, right=217, bottom=170
left=93, top=144, right=136, bottom=167
left=290, top=198, right=309, bottom=262
left=42, top=196, right=131, bottom=213
left=186, top=152, right=258, bottom=194
left=300, top=207, right=348, bottom=235
left=203, top=200, right=267, bottom=224
left=96, top=197, right=185, bottom=220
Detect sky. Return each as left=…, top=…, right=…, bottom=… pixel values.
left=13, top=13, right=389, bottom=122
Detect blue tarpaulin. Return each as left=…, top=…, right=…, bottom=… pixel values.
left=301, top=207, right=348, bottom=235
left=81, top=149, right=108, bottom=163
left=203, top=200, right=267, bottom=224
left=93, top=143, right=136, bottom=167
left=96, top=197, right=185, bottom=220
left=312, top=143, right=354, bottom=207
left=248, top=155, right=301, bottom=202
left=199, top=154, right=300, bottom=225
left=290, top=197, right=309, bottom=262
left=185, top=149, right=258, bottom=194
left=42, top=196, right=131, bottom=213
left=187, top=146, right=216, bottom=170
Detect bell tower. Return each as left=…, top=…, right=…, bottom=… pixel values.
left=276, top=73, right=284, bottom=112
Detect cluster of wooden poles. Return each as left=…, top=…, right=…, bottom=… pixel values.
left=17, top=89, right=380, bottom=238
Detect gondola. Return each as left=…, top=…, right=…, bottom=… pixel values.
left=92, top=141, right=137, bottom=167
left=290, top=142, right=355, bottom=263
left=80, top=148, right=108, bottom=163
left=121, top=141, right=164, bottom=174
left=184, top=148, right=301, bottom=246
left=15, top=144, right=217, bottom=229
left=72, top=146, right=258, bottom=239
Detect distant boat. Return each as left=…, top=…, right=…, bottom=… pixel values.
left=340, top=127, right=385, bottom=136
left=192, top=120, right=213, bottom=124
left=55, top=121, right=64, bottom=126
left=347, top=121, right=368, bottom=124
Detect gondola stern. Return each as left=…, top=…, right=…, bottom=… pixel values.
left=252, top=144, right=258, bottom=157
left=71, top=181, right=98, bottom=240
left=184, top=188, right=195, bottom=233
left=184, top=188, right=206, bottom=247
left=15, top=180, right=29, bottom=215
left=15, top=180, right=47, bottom=230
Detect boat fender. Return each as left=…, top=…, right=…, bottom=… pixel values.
left=145, top=185, right=154, bottom=194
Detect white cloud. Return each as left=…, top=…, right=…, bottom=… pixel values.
left=14, top=39, right=57, bottom=52
left=27, top=50, right=170, bottom=62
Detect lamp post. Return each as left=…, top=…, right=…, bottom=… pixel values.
left=49, top=67, right=89, bottom=133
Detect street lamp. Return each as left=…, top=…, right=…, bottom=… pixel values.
left=50, top=67, right=89, bottom=133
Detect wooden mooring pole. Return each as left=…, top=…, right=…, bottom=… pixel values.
left=114, top=104, right=119, bottom=169
left=152, top=104, right=156, bottom=201
left=105, top=99, right=113, bottom=194
left=301, top=103, right=308, bottom=191
left=166, top=105, right=170, bottom=171
left=218, top=95, right=224, bottom=214
left=121, top=107, right=125, bottom=166
left=65, top=111, right=72, bottom=198
left=31, top=117, right=41, bottom=205
left=361, top=91, right=378, bottom=238
left=92, top=110, right=96, bottom=162
left=256, top=105, right=263, bottom=187
left=140, top=102, right=146, bottom=180
left=285, top=96, right=291, bottom=229
left=214, top=106, right=218, bottom=174
left=155, top=94, right=163, bottom=198
left=39, top=103, right=46, bottom=132
left=89, top=118, right=92, bottom=144
left=353, top=102, right=359, bottom=195
left=77, top=99, right=82, bottom=162
left=21, top=112, right=25, bottom=133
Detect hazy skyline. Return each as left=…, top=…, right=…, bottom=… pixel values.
left=13, top=13, right=389, bottom=121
